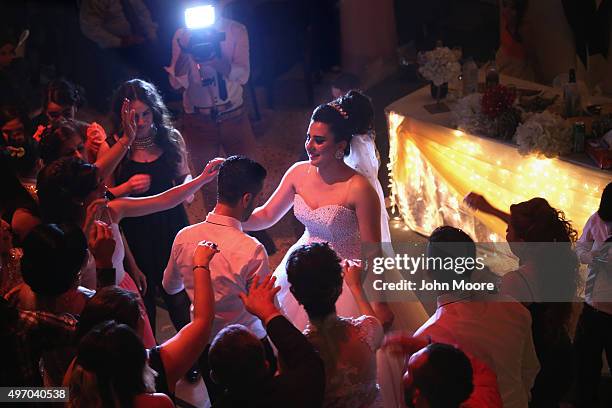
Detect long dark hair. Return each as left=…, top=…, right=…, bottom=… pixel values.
left=509, top=197, right=579, bottom=340
left=44, top=78, right=86, bottom=111
left=36, top=157, right=98, bottom=225
left=70, top=321, right=155, bottom=408
left=110, top=79, right=184, bottom=179
left=286, top=242, right=343, bottom=319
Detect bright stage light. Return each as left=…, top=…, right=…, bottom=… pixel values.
left=185, top=5, right=215, bottom=29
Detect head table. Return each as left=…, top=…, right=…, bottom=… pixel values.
left=385, top=75, right=611, bottom=273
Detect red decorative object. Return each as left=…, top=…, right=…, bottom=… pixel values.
left=585, top=139, right=612, bottom=169
left=481, top=85, right=516, bottom=119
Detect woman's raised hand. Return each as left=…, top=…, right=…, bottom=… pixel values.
left=238, top=274, right=281, bottom=323
left=84, top=198, right=109, bottom=234
left=120, top=98, right=137, bottom=143
left=343, top=259, right=364, bottom=289
left=88, top=220, right=116, bottom=269
left=381, top=331, right=428, bottom=358
left=198, top=157, right=225, bottom=182
left=464, top=192, right=494, bottom=214
left=193, top=240, right=220, bottom=268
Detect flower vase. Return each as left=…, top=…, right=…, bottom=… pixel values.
left=430, top=83, right=449, bottom=104
left=424, top=82, right=451, bottom=114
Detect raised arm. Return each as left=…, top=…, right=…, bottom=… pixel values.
left=464, top=192, right=511, bottom=224
left=159, top=241, right=217, bottom=392
left=93, top=99, right=136, bottom=181
left=105, top=158, right=224, bottom=223
left=241, top=162, right=302, bottom=231
left=344, top=259, right=377, bottom=317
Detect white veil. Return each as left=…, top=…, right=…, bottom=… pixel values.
left=345, top=131, right=428, bottom=408
left=344, top=131, right=392, bottom=244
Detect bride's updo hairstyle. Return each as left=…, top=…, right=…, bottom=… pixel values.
left=311, top=90, right=374, bottom=155
left=286, top=242, right=343, bottom=319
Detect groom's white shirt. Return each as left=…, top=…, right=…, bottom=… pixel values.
left=163, top=212, right=269, bottom=339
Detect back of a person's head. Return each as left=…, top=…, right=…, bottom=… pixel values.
left=509, top=198, right=578, bottom=306
left=44, top=78, right=86, bottom=109
left=217, top=155, right=266, bottom=205
left=70, top=320, right=154, bottom=408
left=509, top=197, right=577, bottom=242
left=37, top=156, right=97, bottom=224
left=599, top=182, right=612, bottom=222
left=427, top=226, right=477, bottom=281
left=77, top=287, right=141, bottom=341
left=209, top=324, right=267, bottom=391
left=39, top=120, right=84, bottom=165
left=21, top=223, right=87, bottom=296
left=410, top=343, right=474, bottom=408
left=286, top=242, right=343, bottom=319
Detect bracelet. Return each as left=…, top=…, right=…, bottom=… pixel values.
left=193, top=265, right=210, bottom=271
left=118, top=137, right=130, bottom=149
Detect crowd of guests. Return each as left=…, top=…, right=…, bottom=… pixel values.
left=1, top=71, right=611, bottom=408
left=1, top=3, right=612, bottom=408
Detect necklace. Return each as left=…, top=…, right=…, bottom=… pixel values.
left=132, top=133, right=155, bottom=150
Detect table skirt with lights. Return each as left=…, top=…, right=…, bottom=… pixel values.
left=385, top=83, right=610, bottom=273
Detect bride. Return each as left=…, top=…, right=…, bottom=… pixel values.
left=243, top=90, right=428, bottom=406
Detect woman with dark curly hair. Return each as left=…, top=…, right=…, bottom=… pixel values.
left=98, top=79, right=195, bottom=338
left=31, top=78, right=107, bottom=162
left=465, top=192, right=579, bottom=407
left=286, top=242, right=384, bottom=407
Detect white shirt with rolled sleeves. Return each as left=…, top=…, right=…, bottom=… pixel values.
left=79, top=0, right=158, bottom=49
left=414, top=291, right=540, bottom=408
left=163, top=212, right=269, bottom=339
left=576, top=212, right=612, bottom=314
left=165, top=18, right=249, bottom=113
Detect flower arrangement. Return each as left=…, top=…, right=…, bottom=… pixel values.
left=417, top=47, right=461, bottom=87
left=481, top=85, right=516, bottom=119
left=452, top=94, right=492, bottom=135
left=515, top=111, right=573, bottom=158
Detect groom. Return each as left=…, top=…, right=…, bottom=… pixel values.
left=163, top=155, right=276, bottom=401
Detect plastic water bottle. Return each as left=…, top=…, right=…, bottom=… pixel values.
left=463, top=58, right=478, bottom=95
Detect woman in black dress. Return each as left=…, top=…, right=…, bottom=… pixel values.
left=99, top=79, right=195, bottom=337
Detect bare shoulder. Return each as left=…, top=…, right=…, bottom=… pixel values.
left=285, top=161, right=310, bottom=179
left=134, top=393, right=174, bottom=408
left=350, top=173, right=377, bottom=199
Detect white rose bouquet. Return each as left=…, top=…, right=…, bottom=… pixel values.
left=515, top=111, right=572, bottom=158
left=418, top=47, right=461, bottom=86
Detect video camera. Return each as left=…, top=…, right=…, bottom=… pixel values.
left=182, top=4, right=225, bottom=63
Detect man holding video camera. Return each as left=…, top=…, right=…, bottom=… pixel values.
left=166, top=1, right=256, bottom=194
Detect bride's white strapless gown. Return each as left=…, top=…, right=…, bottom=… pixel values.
left=274, top=193, right=429, bottom=407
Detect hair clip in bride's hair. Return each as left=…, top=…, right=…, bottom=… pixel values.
left=328, top=101, right=349, bottom=120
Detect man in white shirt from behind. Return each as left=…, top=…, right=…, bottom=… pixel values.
left=413, top=226, right=540, bottom=408
left=163, top=155, right=272, bottom=400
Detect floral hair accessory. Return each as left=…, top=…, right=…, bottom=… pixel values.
left=32, top=125, right=46, bottom=142
left=328, top=101, right=349, bottom=120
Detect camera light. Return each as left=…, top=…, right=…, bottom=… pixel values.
left=185, top=5, right=215, bottom=29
